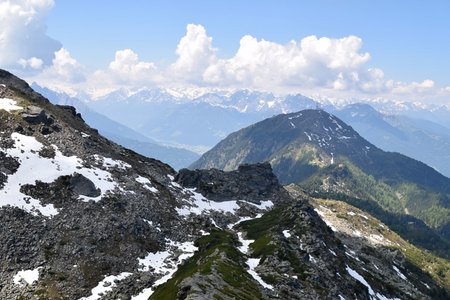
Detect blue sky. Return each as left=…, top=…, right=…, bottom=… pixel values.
left=46, top=0, right=450, bottom=85
left=1, top=0, right=450, bottom=102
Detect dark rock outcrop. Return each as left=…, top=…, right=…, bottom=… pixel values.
left=21, top=105, right=54, bottom=125
left=69, top=173, right=101, bottom=197
left=176, top=162, right=290, bottom=204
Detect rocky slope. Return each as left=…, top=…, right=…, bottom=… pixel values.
left=0, top=70, right=271, bottom=299
left=286, top=185, right=450, bottom=299
left=1, top=69, right=449, bottom=299
left=190, top=109, right=450, bottom=256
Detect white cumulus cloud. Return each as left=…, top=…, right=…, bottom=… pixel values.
left=170, top=24, right=217, bottom=83
left=203, top=34, right=374, bottom=92
left=51, top=48, right=85, bottom=83
left=90, top=49, right=160, bottom=89
left=0, top=0, right=61, bottom=71
left=17, top=18, right=449, bottom=103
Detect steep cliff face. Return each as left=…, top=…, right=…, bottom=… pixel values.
left=0, top=70, right=448, bottom=299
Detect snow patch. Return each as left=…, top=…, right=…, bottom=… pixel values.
left=176, top=188, right=273, bottom=216
left=13, top=267, right=41, bottom=286
left=282, top=230, right=291, bottom=238
left=346, top=265, right=399, bottom=300
left=345, top=250, right=360, bottom=262
left=80, top=272, right=132, bottom=300
left=136, top=176, right=159, bottom=193
left=0, top=133, right=121, bottom=216
left=288, top=113, right=302, bottom=119
left=346, top=265, right=374, bottom=295
left=167, top=174, right=182, bottom=188
left=393, top=265, right=407, bottom=281
left=304, top=132, right=312, bottom=141
left=0, top=98, right=22, bottom=112
left=358, top=213, right=369, bottom=220
left=133, top=240, right=197, bottom=298
left=237, top=232, right=254, bottom=254
left=247, top=258, right=274, bottom=290
left=93, top=154, right=131, bottom=170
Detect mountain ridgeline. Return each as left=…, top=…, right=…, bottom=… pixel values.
left=332, top=103, right=450, bottom=179
left=1, top=69, right=450, bottom=299
left=191, top=109, right=450, bottom=256
left=37, top=84, right=450, bottom=177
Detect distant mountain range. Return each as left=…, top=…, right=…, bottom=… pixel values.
left=191, top=109, right=450, bottom=258
left=331, top=103, right=450, bottom=176
left=31, top=84, right=199, bottom=169
left=35, top=85, right=450, bottom=177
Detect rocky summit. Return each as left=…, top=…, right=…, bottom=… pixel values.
left=0, top=69, right=449, bottom=299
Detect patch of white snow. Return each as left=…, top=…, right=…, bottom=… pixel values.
left=136, top=176, right=159, bottom=193
left=176, top=188, right=273, bottom=216
left=13, top=267, right=41, bottom=286
left=80, top=272, right=132, bottom=300
left=393, top=265, right=407, bottom=281
left=309, top=255, right=317, bottom=263
left=237, top=232, right=254, bottom=254
left=133, top=240, right=197, bottom=299
left=282, top=230, right=291, bottom=238
left=0, top=98, right=22, bottom=112
left=1, top=133, right=121, bottom=215
left=247, top=258, right=274, bottom=290
left=304, top=132, right=312, bottom=141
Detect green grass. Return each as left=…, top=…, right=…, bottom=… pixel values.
left=150, top=229, right=262, bottom=300
left=301, top=162, right=450, bottom=258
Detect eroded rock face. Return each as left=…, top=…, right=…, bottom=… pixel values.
left=176, top=162, right=291, bottom=204
left=21, top=106, right=54, bottom=126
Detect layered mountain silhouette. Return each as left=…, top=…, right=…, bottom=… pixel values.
left=333, top=103, right=450, bottom=178
left=31, top=83, right=200, bottom=170
left=1, top=70, right=449, bottom=299
left=192, top=109, right=450, bottom=256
